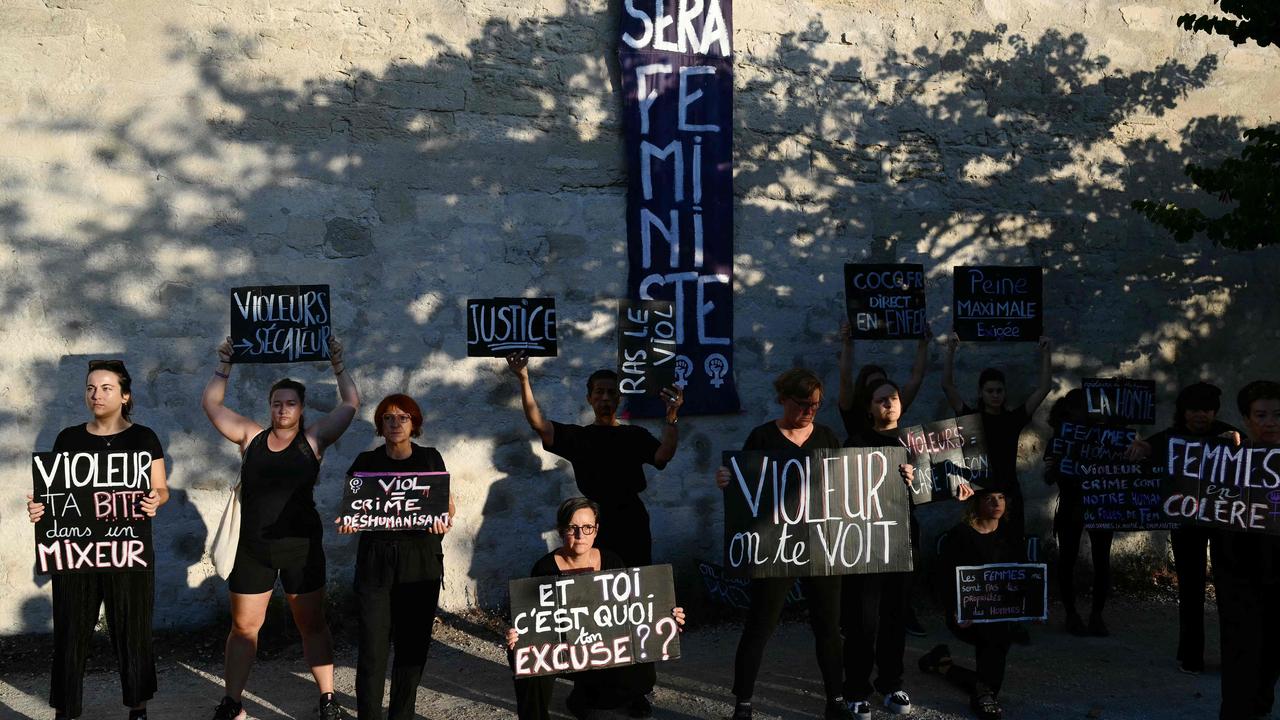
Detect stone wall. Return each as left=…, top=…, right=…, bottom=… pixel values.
left=0, top=0, right=1277, bottom=633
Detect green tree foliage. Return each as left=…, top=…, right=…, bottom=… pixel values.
left=1132, top=1, right=1279, bottom=248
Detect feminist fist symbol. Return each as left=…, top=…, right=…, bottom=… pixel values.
left=704, top=354, right=729, bottom=388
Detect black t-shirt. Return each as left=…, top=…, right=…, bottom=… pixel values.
left=844, top=427, right=901, bottom=450
left=839, top=405, right=871, bottom=445
left=741, top=421, right=841, bottom=452
left=348, top=444, right=448, bottom=583
left=546, top=422, right=663, bottom=505
left=962, top=403, right=1030, bottom=494
left=1143, top=420, right=1238, bottom=473
left=941, top=520, right=1023, bottom=615
left=53, top=423, right=165, bottom=465
left=529, top=548, right=625, bottom=577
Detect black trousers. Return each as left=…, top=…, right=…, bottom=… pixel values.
left=1215, top=579, right=1280, bottom=720
left=513, top=664, right=643, bottom=719
left=842, top=572, right=907, bottom=700
left=1171, top=527, right=1211, bottom=670
left=944, top=621, right=1013, bottom=698
left=50, top=572, right=156, bottom=718
left=355, top=550, right=442, bottom=720
left=1054, top=509, right=1113, bottom=618
left=732, top=576, right=842, bottom=702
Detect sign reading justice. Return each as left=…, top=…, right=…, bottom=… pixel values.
left=230, top=285, right=332, bottom=363
left=467, top=297, right=558, bottom=357
left=32, top=451, right=154, bottom=574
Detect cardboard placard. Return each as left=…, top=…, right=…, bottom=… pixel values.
left=338, top=471, right=450, bottom=531
left=721, top=446, right=913, bottom=578
left=230, top=285, right=332, bottom=363
left=844, top=263, right=927, bottom=339
left=1083, top=378, right=1157, bottom=425
left=466, top=297, right=558, bottom=357
left=1161, top=438, right=1280, bottom=535
left=1048, top=421, right=1177, bottom=531
left=618, top=300, right=678, bottom=395
left=896, top=414, right=988, bottom=504
left=956, top=562, right=1048, bottom=623
left=952, top=266, right=1042, bottom=342
left=509, top=564, right=681, bottom=677
left=31, top=451, right=154, bottom=574
left=697, top=560, right=803, bottom=610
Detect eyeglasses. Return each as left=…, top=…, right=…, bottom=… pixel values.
left=381, top=413, right=413, bottom=426
left=788, top=397, right=820, bottom=411
left=562, top=524, right=597, bottom=536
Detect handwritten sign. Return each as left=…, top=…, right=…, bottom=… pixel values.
left=618, top=300, right=678, bottom=396
left=466, top=297, right=558, bottom=357
left=955, top=563, right=1048, bottom=623
left=1049, top=421, right=1177, bottom=531
left=697, top=560, right=803, bottom=610
left=844, top=263, right=927, bottom=339
left=339, top=471, right=450, bottom=531
left=230, top=285, right=331, bottom=363
left=1083, top=378, right=1157, bottom=425
left=721, top=446, right=913, bottom=578
left=952, top=266, right=1042, bottom=342
left=1161, top=438, right=1280, bottom=535
left=509, top=564, right=681, bottom=678
left=896, top=414, right=988, bottom=504
left=31, top=451, right=154, bottom=574
left=619, top=0, right=740, bottom=416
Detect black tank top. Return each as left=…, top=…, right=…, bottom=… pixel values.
left=239, top=430, right=322, bottom=560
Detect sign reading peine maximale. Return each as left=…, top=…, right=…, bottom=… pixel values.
left=619, top=0, right=739, bottom=416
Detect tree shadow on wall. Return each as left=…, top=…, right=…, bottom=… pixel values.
left=3, top=1, right=1277, bottom=654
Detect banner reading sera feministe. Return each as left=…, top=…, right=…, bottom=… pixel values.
left=619, top=0, right=739, bottom=416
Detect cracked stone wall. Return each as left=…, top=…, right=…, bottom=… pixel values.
left=0, top=0, right=1277, bottom=633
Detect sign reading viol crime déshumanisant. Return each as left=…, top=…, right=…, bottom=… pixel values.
left=619, top=0, right=739, bottom=416
left=338, top=471, right=450, bottom=531
left=722, top=446, right=913, bottom=578
left=230, top=285, right=332, bottom=363
left=32, top=451, right=154, bottom=574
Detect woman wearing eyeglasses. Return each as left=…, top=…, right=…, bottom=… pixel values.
left=505, top=497, right=685, bottom=719
left=25, top=359, right=170, bottom=720
left=336, top=394, right=455, bottom=720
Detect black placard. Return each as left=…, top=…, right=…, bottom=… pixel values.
left=721, top=446, right=913, bottom=578
left=844, top=263, right=927, bottom=340
left=697, top=560, right=804, bottom=610
left=1083, top=378, right=1157, bottom=425
left=338, top=471, right=450, bottom=531
left=896, top=414, right=988, bottom=504
left=618, top=300, right=678, bottom=396
left=1161, top=438, right=1280, bottom=535
left=955, top=563, right=1048, bottom=623
left=31, top=451, right=154, bottom=574
left=466, top=297, right=558, bottom=357
left=509, top=564, right=681, bottom=677
left=952, top=266, right=1042, bottom=342
left=1048, top=421, right=1177, bottom=531
left=230, top=284, right=332, bottom=363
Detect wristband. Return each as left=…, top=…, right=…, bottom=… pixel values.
left=213, top=369, right=230, bottom=379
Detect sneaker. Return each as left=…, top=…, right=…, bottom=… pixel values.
left=1178, top=661, right=1203, bottom=675
left=846, top=700, right=872, bottom=720
left=883, top=690, right=912, bottom=715
left=316, top=693, right=343, bottom=720
left=1087, top=614, right=1110, bottom=638
left=1065, top=612, right=1089, bottom=637
left=824, top=699, right=856, bottom=720
left=212, top=697, right=245, bottom=720
left=971, top=692, right=1003, bottom=720
left=628, top=695, right=653, bottom=718
left=730, top=701, right=753, bottom=720
left=127, top=711, right=148, bottom=720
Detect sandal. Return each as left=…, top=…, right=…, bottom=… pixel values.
left=918, top=644, right=952, bottom=675
left=971, top=692, right=1003, bottom=720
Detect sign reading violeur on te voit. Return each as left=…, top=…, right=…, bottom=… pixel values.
left=844, top=263, right=927, bottom=340
left=338, top=472, right=450, bottom=531
left=466, top=297, right=558, bottom=357
left=952, top=266, right=1042, bottom=342
left=32, top=451, right=154, bottom=574
left=230, top=285, right=332, bottom=363
left=509, top=564, right=682, bottom=678
left=721, top=446, right=913, bottom=579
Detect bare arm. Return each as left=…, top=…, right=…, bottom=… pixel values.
left=899, top=329, right=930, bottom=411
left=654, top=386, right=683, bottom=466
left=507, top=351, right=555, bottom=447
left=1023, top=336, right=1053, bottom=416
left=941, top=332, right=966, bottom=413
left=308, top=336, right=361, bottom=453
left=838, top=321, right=855, bottom=412
left=139, top=457, right=169, bottom=516
left=202, top=337, right=262, bottom=452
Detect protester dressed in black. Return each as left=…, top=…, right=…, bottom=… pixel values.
left=942, top=334, right=1052, bottom=545
left=1125, top=381, right=1237, bottom=673
left=921, top=489, right=1022, bottom=720
left=1210, top=381, right=1280, bottom=720
left=714, top=369, right=852, bottom=720
left=26, top=360, right=169, bottom=720
left=506, top=498, right=684, bottom=720
left=337, top=394, right=455, bottom=720
left=202, top=336, right=359, bottom=720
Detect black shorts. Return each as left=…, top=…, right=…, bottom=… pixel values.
left=228, top=540, right=326, bottom=595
